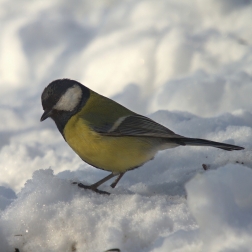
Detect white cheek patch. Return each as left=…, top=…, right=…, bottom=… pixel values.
left=53, top=85, right=82, bottom=111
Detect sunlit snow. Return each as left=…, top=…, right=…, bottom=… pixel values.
left=0, top=0, right=252, bottom=251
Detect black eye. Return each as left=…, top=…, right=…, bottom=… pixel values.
left=41, top=84, right=62, bottom=110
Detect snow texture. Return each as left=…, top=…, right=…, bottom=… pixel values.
left=0, top=0, right=252, bottom=251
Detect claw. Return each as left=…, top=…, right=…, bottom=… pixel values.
left=73, top=182, right=110, bottom=195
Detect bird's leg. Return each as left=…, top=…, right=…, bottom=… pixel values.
left=110, top=173, right=125, bottom=188
left=75, top=173, right=117, bottom=195
left=89, top=173, right=117, bottom=189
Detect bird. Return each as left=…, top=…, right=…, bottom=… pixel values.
left=40, top=79, right=244, bottom=194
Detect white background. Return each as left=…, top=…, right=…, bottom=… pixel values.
left=0, top=0, right=252, bottom=251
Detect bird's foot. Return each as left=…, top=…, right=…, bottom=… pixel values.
left=72, top=182, right=110, bottom=195
left=110, top=181, right=117, bottom=188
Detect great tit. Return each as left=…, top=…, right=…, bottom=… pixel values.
left=40, top=79, right=244, bottom=193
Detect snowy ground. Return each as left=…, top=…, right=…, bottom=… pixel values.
left=0, top=0, right=252, bottom=251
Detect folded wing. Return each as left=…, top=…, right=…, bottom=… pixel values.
left=93, top=114, right=244, bottom=151
left=96, top=114, right=181, bottom=138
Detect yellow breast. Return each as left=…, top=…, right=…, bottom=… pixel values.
left=63, top=114, right=157, bottom=173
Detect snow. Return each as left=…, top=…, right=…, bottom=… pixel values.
left=0, top=0, right=252, bottom=251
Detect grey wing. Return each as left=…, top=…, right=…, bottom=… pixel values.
left=91, top=115, right=244, bottom=151
left=94, top=114, right=182, bottom=138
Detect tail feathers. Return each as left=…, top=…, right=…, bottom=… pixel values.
left=172, top=137, right=244, bottom=151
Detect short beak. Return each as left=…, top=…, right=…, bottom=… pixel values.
left=40, top=110, right=52, bottom=121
